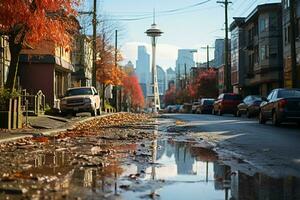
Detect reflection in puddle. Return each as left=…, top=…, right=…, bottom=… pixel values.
left=1, top=132, right=300, bottom=199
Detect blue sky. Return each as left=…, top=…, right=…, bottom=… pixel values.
left=84, top=0, right=280, bottom=70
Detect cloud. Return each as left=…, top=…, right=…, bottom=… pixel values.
left=120, top=42, right=179, bottom=70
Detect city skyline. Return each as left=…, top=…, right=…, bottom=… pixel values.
left=86, top=0, right=281, bottom=70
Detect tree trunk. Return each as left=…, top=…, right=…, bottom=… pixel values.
left=5, top=35, right=23, bottom=91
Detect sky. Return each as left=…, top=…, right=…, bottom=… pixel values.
left=83, top=0, right=280, bottom=70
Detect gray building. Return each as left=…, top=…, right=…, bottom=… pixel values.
left=282, top=0, right=300, bottom=88
left=135, top=46, right=150, bottom=85
left=214, top=39, right=225, bottom=68
left=166, top=67, right=176, bottom=89
left=230, top=3, right=283, bottom=96
left=175, top=49, right=197, bottom=79
left=214, top=39, right=231, bottom=69
left=157, top=65, right=167, bottom=95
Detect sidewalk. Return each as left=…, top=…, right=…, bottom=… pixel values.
left=0, top=113, right=113, bottom=143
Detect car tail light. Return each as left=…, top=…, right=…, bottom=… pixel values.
left=278, top=99, right=287, bottom=109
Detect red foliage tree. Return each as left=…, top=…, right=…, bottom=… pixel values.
left=164, top=85, right=176, bottom=106
left=189, top=69, right=218, bottom=99
left=122, top=75, right=144, bottom=110
left=0, top=0, right=78, bottom=90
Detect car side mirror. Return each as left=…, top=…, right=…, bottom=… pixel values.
left=261, top=97, right=268, bottom=102
left=94, top=92, right=98, bottom=96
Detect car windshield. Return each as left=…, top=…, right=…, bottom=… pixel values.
left=252, top=96, right=262, bottom=101
left=65, top=88, right=93, bottom=96
left=278, top=89, right=300, bottom=98
left=203, top=100, right=214, bottom=105
left=224, top=94, right=242, bottom=100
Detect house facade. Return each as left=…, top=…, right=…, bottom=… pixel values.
left=230, top=3, right=283, bottom=97
left=71, top=35, right=93, bottom=87
left=282, top=0, right=300, bottom=88
left=19, top=40, right=74, bottom=108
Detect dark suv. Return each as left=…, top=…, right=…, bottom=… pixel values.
left=212, top=93, right=242, bottom=116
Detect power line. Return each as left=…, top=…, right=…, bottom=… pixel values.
left=104, top=0, right=213, bottom=20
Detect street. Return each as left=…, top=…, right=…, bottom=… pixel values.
left=164, top=113, right=300, bottom=177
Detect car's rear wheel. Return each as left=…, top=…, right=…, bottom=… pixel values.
left=259, top=111, right=266, bottom=124
left=272, top=111, right=281, bottom=126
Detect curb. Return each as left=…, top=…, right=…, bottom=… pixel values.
left=0, top=113, right=118, bottom=143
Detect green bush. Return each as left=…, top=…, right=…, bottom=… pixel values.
left=104, top=101, right=115, bottom=110
left=0, top=88, right=20, bottom=105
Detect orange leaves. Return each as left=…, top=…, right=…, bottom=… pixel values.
left=122, top=75, right=145, bottom=109
left=0, top=0, right=78, bottom=47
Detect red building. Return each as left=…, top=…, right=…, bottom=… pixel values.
left=19, top=40, right=73, bottom=108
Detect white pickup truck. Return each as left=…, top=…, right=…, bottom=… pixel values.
left=60, top=87, right=101, bottom=116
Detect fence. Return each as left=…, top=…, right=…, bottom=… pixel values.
left=0, top=97, right=23, bottom=130
left=21, top=90, right=45, bottom=116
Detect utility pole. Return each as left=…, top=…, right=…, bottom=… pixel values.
left=290, top=0, right=298, bottom=88
left=114, top=30, right=119, bottom=112
left=217, top=0, right=232, bottom=92
left=200, top=45, right=215, bottom=69
left=184, top=63, right=187, bottom=88
left=92, top=0, right=97, bottom=88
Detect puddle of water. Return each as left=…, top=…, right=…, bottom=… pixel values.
left=1, top=126, right=300, bottom=200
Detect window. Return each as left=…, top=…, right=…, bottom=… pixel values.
left=283, top=0, right=290, bottom=9
left=259, top=17, right=269, bottom=32
left=260, top=45, right=269, bottom=61
left=267, top=91, right=274, bottom=101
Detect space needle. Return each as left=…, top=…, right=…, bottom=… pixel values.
left=145, top=12, right=163, bottom=113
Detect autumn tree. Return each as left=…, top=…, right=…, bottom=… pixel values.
left=0, top=0, right=78, bottom=91
left=122, top=75, right=144, bottom=111
left=164, top=85, right=176, bottom=106
left=189, top=69, right=218, bottom=99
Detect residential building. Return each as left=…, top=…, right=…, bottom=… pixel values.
left=230, top=3, right=283, bottom=96
left=0, top=36, right=10, bottom=88
left=135, top=46, right=150, bottom=84
left=71, top=35, right=93, bottom=87
left=19, top=40, right=74, bottom=108
left=282, top=0, right=300, bottom=87
left=175, top=49, right=197, bottom=88
left=230, top=17, right=246, bottom=94
left=196, top=59, right=215, bottom=69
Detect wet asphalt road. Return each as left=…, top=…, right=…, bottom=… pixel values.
left=164, top=113, right=300, bottom=177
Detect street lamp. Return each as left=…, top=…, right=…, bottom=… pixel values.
left=145, top=18, right=163, bottom=113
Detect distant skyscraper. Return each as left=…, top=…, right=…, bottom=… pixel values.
left=166, top=67, right=176, bottom=85
left=135, top=46, right=150, bottom=84
left=175, top=49, right=197, bottom=80
left=214, top=39, right=231, bottom=68
left=124, top=61, right=135, bottom=75
left=214, top=39, right=225, bottom=68
left=156, top=65, right=166, bottom=95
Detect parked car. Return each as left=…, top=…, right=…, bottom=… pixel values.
left=192, top=101, right=201, bottom=113
left=179, top=103, right=192, bottom=113
left=60, top=87, right=101, bottom=116
left=212, top=93, right=242, bottom=116
left=237, top=95, right=262, bottom=118
left=172, top=105, right=181, bottom=113
left=197, top=98, right=215, bottom=114
left=259, top=88, right=300, bottom=125
left=164, top=105, right=175, bottom=113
